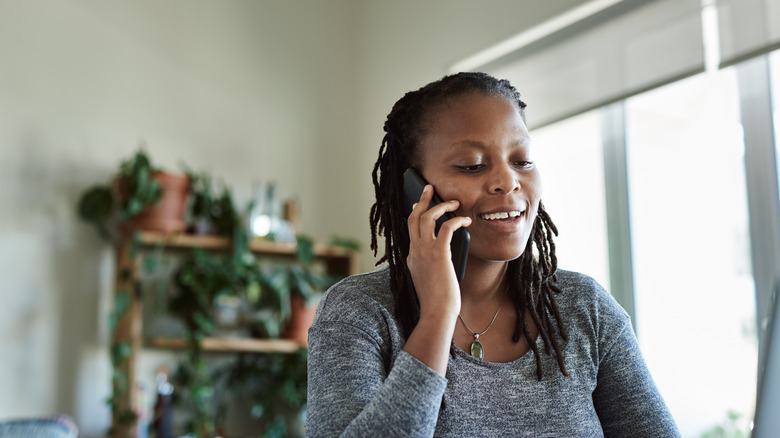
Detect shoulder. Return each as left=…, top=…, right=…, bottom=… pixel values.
left=313, top=265, right=397, bottom=328
left=554, top=270, right=628, bottom=316
left=552, top=269, right=632, bottom=338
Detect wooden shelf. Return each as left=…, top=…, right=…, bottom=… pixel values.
left=135, top=231, right=354, bottom=257
left=145, top=336, right=302, bottom=353
left=110, top=231, right=358, bottom=436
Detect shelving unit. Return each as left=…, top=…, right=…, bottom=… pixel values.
left=110, top=231, right=358, bottom=436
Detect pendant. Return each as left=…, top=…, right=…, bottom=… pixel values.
left=470, top=335, right=484, bottom=359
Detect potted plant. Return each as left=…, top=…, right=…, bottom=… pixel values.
left=184, top=169, right=239, bottom=237
left=77, top=149, right=190, bottom=240
left=265, top=235, right=341, bottom=345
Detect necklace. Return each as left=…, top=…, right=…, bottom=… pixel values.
left=458, top=299, right=505, bottom=360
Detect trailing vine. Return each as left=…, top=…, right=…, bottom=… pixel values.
left=106, top=288, right=137, bottom=433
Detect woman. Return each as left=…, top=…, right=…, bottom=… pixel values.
left=306, top=72, right=680, bottom=437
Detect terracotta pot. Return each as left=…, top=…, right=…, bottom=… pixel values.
left=284, top=295, right=320, bottom=346
left=117, top=171, right=190, bottom=233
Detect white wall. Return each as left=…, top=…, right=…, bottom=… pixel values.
left=0, top=0, right=583, bottom=435
left=0, top=0, right=359, bottom=434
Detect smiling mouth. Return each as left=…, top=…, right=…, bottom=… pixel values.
left=480, top=211, right=524, bottom=221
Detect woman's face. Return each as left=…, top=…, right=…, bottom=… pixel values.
left=417, top=92, right=541, bottom=263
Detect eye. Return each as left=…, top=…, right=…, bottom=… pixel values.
left=513, top=160, right=534, bottom=169
left=458, top=164, right=485, bottom=172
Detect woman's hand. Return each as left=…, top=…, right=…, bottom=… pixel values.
left=404, top=184, right=471, bottom=375
left=407, top=184, right=471, bottom=317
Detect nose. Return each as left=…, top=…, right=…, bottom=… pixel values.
left=488, top=163, right=520, bottom=194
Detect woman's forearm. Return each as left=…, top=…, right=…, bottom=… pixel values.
left=403, top=309, right=458, bottom=376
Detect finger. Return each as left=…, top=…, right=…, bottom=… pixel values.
left=418, top=200, right=461, bottom=240
left=422, top=199, right=461, bottom=222
left=408, top=185, right=433, bottom=242
left=418, top=184, right=433, bottom=206
left=436, top=216, right=472, bottom=250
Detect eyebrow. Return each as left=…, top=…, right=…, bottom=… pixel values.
left=450, top=137, right=532, bottom=149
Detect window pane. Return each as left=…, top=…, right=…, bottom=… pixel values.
left=625, top=69, right=757, bottom=436
left=771, top=50, right=780, bottom=198
left=531, top=111, right=610, bottom=289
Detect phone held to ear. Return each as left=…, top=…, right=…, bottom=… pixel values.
left=403, top=168, right=470, bottom=282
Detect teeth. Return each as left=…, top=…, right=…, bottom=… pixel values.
left=481, top=211, right=523, bottom=220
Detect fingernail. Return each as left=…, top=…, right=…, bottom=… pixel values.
left=412, top=203, right=418, bottom=209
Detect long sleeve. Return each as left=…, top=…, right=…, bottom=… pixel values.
left=591, top=309, right=681, bottom=437
left=306, top=273, right=447, bottom=438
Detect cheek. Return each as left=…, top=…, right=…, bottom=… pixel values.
left=438, top=183, right=475, bottom=211
left=425, top=173, right=468, bottom=202
left=525, top=169, right=543, bottom=200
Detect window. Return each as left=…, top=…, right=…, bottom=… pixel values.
left=479, top=5, right=780, bottom=435
left=531, top=111, right=610, bottom=289
left=625, top=69, right=757, bottom=436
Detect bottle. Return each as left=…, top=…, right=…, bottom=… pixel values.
left=151, top=366, right=174, bottom=438
left=249, top=180, right=273, bottom=238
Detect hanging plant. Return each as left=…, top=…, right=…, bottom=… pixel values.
left=77, top=148, right=190, bottom=240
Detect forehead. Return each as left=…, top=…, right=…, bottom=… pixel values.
left=425, top=91, right=519, bottom=121
left=419, top=93, right=529, bottom=150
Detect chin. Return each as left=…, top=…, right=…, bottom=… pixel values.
left=470, top=240, right=530, bottom=263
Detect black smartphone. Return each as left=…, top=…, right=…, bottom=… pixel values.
left=403, top=168, right=470, bottom=282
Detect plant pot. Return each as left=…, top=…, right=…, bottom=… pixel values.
left=284, top=295, right=320, bottom=346
left=118, top=172, right=190, bottom=233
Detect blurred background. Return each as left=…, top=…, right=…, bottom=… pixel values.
left=1, top=0, right=778, bottom=437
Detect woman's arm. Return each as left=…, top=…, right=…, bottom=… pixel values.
left=403, top=184, right=469, bottom=375
left=307, top=185, right=470, bottom=437
left=592, top=322, right=681, bottom=438
left=306, top=312, right=447, bottom=437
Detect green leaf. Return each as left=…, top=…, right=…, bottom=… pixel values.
left=125, top=198, right=142, bottom=218
left=143, top=255, right=158, bottom=274
left=193, top=312, right=214, bottom=335
left=110, top=342, right=132, bottom=363
left=118, top=267, right=133, bottom=283
left=291, top=268, right=316, bottom=299
left=246, top=281, right=261, bottom=304
left=330, top=235, right=362, bottom=251
left=113, top=291, right=131, bottom=318
left=111, top=369, right=128, bottom=391
left=192, top=385, right=214, bottom=400
left=295, top=235, right=315, bottom=264
left=77, top=185, right=114, bottom=224
left=117, top=409, right=137, bottom=426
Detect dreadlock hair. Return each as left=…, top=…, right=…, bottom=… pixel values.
left=369, top=72, right=569, bottom=380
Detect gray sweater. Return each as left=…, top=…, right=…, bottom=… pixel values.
left=306, top=267, right=680, bottom=437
